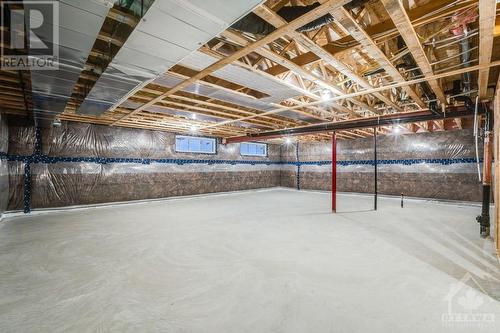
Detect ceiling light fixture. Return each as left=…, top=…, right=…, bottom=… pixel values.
left=321, top=89, right=331, bottom=101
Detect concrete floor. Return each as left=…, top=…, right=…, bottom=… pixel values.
left=0, top=188, right=499, bottom=332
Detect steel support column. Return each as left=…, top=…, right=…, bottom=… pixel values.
left=374, top=127, right=378, bottom=211
left=332, top=132, right=337, bottom=213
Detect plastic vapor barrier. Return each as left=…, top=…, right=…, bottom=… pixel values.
left=4, top=116, right=486, bottom=211
left=6, top=119, right=282, bottom=210
left=291, top=130, right=483, bottom=202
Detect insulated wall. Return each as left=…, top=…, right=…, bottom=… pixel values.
left=0, top=114, right=8, bottom=218
left=7, top=118, right=281, bottom=210
left=281, top=130, right=483, bottom=202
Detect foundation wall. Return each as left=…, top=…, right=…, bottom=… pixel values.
left=6, top=119, right=281, bottom=210
left=5, top=118, right=484, bottom=210
left=281, top=130, right=483, bottom=202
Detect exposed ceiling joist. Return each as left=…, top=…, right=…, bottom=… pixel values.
left=379, top=0, right=447, bottom=105
left=253, top=5, right=404, bottom=112
left=111, top=0, right=352, bottom=126
left=477, top=0, right=497, bottom=99
left=329, top=6, right=428, bottom=109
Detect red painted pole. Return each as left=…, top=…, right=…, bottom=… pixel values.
left=332, top=132, right=337, bottom=213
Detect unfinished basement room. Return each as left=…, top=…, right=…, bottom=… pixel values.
left=1, top=0, right=500, bottom=331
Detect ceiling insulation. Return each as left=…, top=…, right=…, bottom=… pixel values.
left=77, top=0, right=264, bottom=116
left=29, top=0, right=113, bottom=124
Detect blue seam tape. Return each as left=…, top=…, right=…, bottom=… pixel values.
left=0, top=152, right=485, bottom=166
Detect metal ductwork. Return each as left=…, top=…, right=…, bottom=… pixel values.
left=231, top=3, right=334, bottom=35
left=395, top=36, right=439, bottom=115
left=27, top=0, right=114, bottom=126
left=459, top=37, right=472, bottom=92
left=450, top=9, right=476, bottom=95
left=230, top=0, right=370, bottom=35
left=77, top=0, right=264, bottom=116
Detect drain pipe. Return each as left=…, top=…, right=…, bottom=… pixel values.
left=477, top=109, right=493, bottom=238
left=474, top=96, right=482, bottom=182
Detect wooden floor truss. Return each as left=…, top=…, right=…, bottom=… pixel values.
left=1, top=0, right=499, bottom=142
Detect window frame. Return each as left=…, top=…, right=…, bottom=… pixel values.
left=175, top=135, right=217, bottom=155
left=240, top=142, right=268, bottom=157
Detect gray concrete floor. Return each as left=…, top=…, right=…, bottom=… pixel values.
left=0, top=188, right=499, bottom=332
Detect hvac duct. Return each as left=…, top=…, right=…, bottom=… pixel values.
left=395, top=37, right=439, bottom=115
left=450, top=9, right=476, bottom=94
left=230, top=0, right=369, bottom=35
left=77, top=0, right=263, bottom=116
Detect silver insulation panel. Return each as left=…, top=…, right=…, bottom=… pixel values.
left=78, top=0, right=264, bottom=115
left=29, top=0, right=113, bottom=122
left=180, top=51, right=300, bottom=105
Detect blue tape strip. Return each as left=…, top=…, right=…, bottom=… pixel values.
left=0, top=152, right=484, bottom=166
left=284, top=157, right=483, bottom=166
left=23, top=161, right=31, bottom=214
left=296, top=143, right=300, bottom=190
left=0, top=149, right=484, bottom=215
left=34, top=127, right=42, bottom=156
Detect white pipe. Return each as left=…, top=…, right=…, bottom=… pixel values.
left=474, top=96, right=481, bottom=182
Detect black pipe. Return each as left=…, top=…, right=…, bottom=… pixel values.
left=476, top=110, right=493, bottom=238
left=374, top=127, right=378, bottom=211
left=478, top=185, right=491, bottom=237
left=401, top=193, right=404, bottom=208
left=225, top=106, right=486, bottom=143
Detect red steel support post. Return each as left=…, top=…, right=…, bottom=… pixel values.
left=332, top=132, right=337, bottom=213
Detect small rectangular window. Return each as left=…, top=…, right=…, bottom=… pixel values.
left=240, top=142, right=267, bottom=157
left=175, top=135, right=216, bottom=154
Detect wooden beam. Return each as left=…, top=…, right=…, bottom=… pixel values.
left=111, top=0, right=350, bottom=125
left=380, top=0, right=447, bottom=105
left=493, top=75, right=500, bottom=258
left=330, top=6, right=427, bottom=109
left=477, top=0, right=496, bottom=99
left=253, top=5, right=400, bottom=112
left=220, top=30, right=371, bottom=117
left=200, top=60, right=500, bottom=130
left=266, top=0, right=476, bottom=77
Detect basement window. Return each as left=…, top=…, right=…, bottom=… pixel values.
left=175, top=135, right=216, bottom=154
left=240, top=142, right=267, bottom=157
